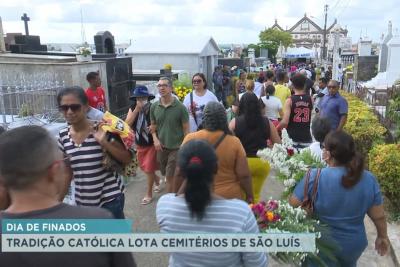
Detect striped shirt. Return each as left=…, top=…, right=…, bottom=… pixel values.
left=58, top=126, right=124, bottom=207
left=156, top=194, right=268, bottom=267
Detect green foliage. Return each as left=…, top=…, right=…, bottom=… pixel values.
left=18, top=103, right=33, bottom=117
left=259, top=28, right=293, bottom=60
left=369, top=144, right=400, bottom=212
left=386, top=91, right=400, bottom=139
left=247, top=43, right=261, bottom=57
left=173, top=73, right=192, bottom=88
left=341, top=91, right=386, bottom=155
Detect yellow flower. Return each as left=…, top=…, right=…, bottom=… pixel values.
left=266, top=211, right=274, bottom=222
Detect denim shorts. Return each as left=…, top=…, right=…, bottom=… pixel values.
left=101, top=193, right=125, bottom=219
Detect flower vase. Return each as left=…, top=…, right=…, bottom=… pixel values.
left=76, top=54, right=92, bottom=62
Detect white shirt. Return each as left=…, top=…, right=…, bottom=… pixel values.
left=254, top=81, right=264, bottom=98
left=309, top=142, right=323, bottom=161
left=261, top=95, right=282, bottom=120
left=183, top=89, right=218, bottom=132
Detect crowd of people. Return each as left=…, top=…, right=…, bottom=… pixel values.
left=0, top=64, right=391, bottom=266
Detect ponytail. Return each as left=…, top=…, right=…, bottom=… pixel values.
left=342, top=152, right=364, bottom=188
left=324, top=131, right=365, bottom=188
left=265, top=84, right=275, bottom=100
left=178, top=140, right=217, bottom=221
left=184, top=160, right=212, bottom=220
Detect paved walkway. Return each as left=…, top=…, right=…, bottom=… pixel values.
left=124, top=170, right=396, bottom=267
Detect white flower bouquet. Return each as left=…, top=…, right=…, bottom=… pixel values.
left=76, top=46, right=92, bottom=56
left=257, top=129, right=325, bottom=198
left=250, top=199, right=337, bottom=266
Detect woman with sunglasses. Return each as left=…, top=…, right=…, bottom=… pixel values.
left=57, top=86, right=131, bottom=219
left=183, top=73, right=218, bottom=133
left=290, top=131, right=389, bottom=266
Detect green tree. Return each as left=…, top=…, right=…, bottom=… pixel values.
left=246, top=44, right=261, bottom=58
left=259, top=28, right=293, bottom=61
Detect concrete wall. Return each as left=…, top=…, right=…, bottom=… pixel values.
left=130, top=53, right=200, bottom=76
left=354, top=55, right=379, bottom=81
left=0, top=61, right=107, bottom=90
left=0, top=60, right=108, bottom=108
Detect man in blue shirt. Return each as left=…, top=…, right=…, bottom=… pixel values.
left=319, top=80, right=348, bottom=131
left=314, top=77, right=329, bottom=112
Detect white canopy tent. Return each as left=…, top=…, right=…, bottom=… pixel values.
left=283, top=46, right=315, bottom=59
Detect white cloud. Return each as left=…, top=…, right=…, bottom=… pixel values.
left=0, top=0, right=398, bottom=44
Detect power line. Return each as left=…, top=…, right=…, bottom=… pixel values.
left=336, top=0, right=351, bottom=18
left=331, top=0, right=342, bottom=16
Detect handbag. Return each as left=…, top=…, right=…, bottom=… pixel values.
left=123, top=149, right=138, bottom=177
left=102, top=133, right=138, bottom=177
left=301, top=168, right=321, bottom=215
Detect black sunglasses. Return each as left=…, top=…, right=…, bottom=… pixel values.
left=59, top=104, right=82, bottom=112
left=192, top=79, right=203, bottom=84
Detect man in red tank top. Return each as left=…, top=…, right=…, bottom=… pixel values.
left=85, top=71, right=107, bottom=112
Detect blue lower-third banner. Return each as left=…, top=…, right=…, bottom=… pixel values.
left=1, top=233, right=316, bottom=252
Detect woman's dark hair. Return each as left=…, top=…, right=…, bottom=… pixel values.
left=266, top=70, right=274, bottom=80
left=290, top=73, right=306, bottom=90
left=311, top=117, right=332, bottom=143
left=57, top=86, right=88, bottom=106
left=265, top=85, right=275, bottom=99
left=239, top=92, right=266, bottom=131
left=276, top=71, right=286, bottom=82
left=192, top=73, right=208, bottom=89
left=324, top=131, right=364, bottom=188
left=178, top=139, right=217, bottom=220
left=257, top=75, right=265, bottom=83
left=202, top=101, right=232, bottom=134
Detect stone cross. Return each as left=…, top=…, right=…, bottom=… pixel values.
left=21, top=13, right=30, bottom=36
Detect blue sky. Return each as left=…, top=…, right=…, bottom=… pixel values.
left=0, top=0, right=398, bottom=45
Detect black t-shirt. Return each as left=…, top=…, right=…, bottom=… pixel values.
left=304, top=78, right=315, bottom=95
left=0, top=203, right=136, bottom=267
left=235, top=115, right=270, bottom=157
left=287, top=94, right=313, bottom=143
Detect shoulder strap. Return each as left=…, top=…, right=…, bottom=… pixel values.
left=303, top=169, right=312, bottom=203
left=190, top=92, right=198, bottom=127
left=310, top=168, right=322, bottom=204
left=213, top=133, right=227, bottom=149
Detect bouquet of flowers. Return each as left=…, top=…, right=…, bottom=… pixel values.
left=257, top=129, right=325, bottom=198
left=76, top=46, right=92, bottom=56
left=250, top=199, right=337, bottom=266
left=175, top=86, right=192, bottom=101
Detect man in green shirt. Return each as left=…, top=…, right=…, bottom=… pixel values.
left=150, top=77, right=189, bottom=192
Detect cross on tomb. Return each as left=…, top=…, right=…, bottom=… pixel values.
left=21, top=13, right=30, bottom=36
